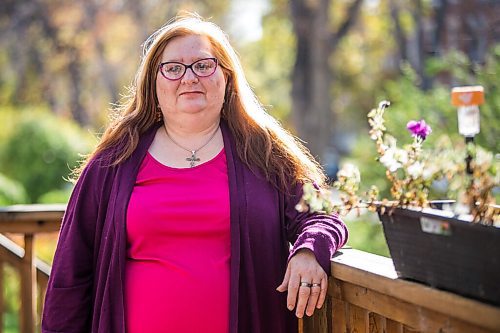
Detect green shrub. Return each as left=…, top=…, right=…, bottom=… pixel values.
left=0, top=107, right=94, bottom=203
left=0, top=173, right=28, bottom=205
left=344, top=212, right=390, bottom=257
left=37, top=187, right=73, bottom=204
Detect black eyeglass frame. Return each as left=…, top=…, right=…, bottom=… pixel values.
left=158, top=57, right=219, bottom=81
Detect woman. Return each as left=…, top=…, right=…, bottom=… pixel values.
left=42, top=14, right=347, bottom=333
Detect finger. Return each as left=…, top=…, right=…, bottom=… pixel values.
left=295, top=282, right=311, bottom=318
left=316, top=276, right=328, bottom=309
left=286, top=273, right=300, bottom=311
left=276, top=264, right=291, bottom=292
left=306, top=282, right=322, bottom=316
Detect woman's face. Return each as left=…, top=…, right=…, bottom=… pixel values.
left=156, top=34, right=226, bottom=124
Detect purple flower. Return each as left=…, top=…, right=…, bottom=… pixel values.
left=407, top=119, right=432, bottom=140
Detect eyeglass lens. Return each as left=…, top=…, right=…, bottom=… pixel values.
left=160, top=58, right=217, bottom=80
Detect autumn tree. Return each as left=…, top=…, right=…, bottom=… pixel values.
left=0, top=0, right=230, bottom=127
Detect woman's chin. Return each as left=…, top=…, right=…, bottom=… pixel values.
left=177, top=102, right=206, bottom=113
left=177, top=103, right=222, bottom=117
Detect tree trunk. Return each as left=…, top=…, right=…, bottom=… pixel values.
left=67, top=47, right=89, bottom=126
left=431, top=0, right=448, bottom=57
left=389, top=0, right=407, bottom=64
left=290, top=0, right=331, bottom=160
left=82, top=1, right=120, bottom=106
left=289, top=0, right=362, bottom=162
left=412, top=0, right=432, bottom=90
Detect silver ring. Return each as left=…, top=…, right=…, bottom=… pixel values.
left=311, top=283, right=321, bottom=288
left=300, top=282, right=312, bottom=287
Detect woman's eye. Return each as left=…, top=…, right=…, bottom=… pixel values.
left=195, top=61, right=211, bottom=72
left=165, top=65, right=182, bottom=74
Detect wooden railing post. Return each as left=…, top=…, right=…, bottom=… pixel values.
left=346, top=303, right=369, bottom=333
left=370, top=313, right=386, bottom=333
left=38, top=273, right=49, bottom=332
left=303, top=300, right=329, bottom=333
left=386, top=319, right=403, bottom=333
left=20, top=234, right=36, bottom=333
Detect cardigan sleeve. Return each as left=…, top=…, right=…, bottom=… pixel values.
left=284, top=183, right=348, bottom=275
left=42, top=158, right=104, bottom=333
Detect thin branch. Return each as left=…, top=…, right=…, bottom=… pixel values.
left=389, top=0, right=407, bottom=62
left=329, top=0, right=364, bottom=51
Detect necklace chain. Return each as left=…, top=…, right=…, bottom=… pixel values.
left=164, top=125, right=220, bottom=167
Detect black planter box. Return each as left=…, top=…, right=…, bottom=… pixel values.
left=379, top=206, right=500, bottom=306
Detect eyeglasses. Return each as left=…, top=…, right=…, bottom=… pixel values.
left=159, top=58, right=218, bottom=81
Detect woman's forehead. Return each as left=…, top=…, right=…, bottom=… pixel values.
left=160, top=35, right=214, bottom=62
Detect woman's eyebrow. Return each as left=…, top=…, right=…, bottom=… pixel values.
left=162, top=54, right=214, bottom=63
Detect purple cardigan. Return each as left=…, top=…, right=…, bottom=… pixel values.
left=42, top=121, right=348, bottom=333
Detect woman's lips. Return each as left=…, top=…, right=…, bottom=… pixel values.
left=179, top=91, right=203, bottom=96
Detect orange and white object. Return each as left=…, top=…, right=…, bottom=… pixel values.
left=451, top=86, right=484, bottom=137
left=451, top=86, right=484, bottom=106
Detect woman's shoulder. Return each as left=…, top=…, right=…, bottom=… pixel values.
left=74, top=147, right=120, bottom=188
left=78, top=124, right=158, bottom=182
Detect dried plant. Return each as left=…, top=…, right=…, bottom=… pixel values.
left=297, top=101, right=499, bottom=226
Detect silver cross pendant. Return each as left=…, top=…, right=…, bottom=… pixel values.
left=186, top=151, right=200, bottom=167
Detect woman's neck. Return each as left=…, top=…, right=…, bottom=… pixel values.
left=163, top=118, right=220, bottom=146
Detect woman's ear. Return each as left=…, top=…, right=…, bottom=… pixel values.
left=226, top=79, right=236, bottom=101
left=225, top=73, right=234, bottom=92
left=223, top=70, right=231, bottom=85
left=222, top=78, right=233, bottom=117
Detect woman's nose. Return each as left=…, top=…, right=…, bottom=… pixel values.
left=181, top=68, right=199, bottom=84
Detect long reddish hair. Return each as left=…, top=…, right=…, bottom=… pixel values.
left=77, top=13, right=326, bottom=191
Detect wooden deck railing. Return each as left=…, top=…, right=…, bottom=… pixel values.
left=301, top=248, right=500, bottom=333
left=0, top=204, right=64, bottom=333
left=0, top=204, right=499, bottom=333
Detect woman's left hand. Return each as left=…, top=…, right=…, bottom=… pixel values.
left=276, top=249, right=328, bottom=318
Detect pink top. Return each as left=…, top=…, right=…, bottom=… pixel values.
left=125, top=149, right=230, bottom=333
